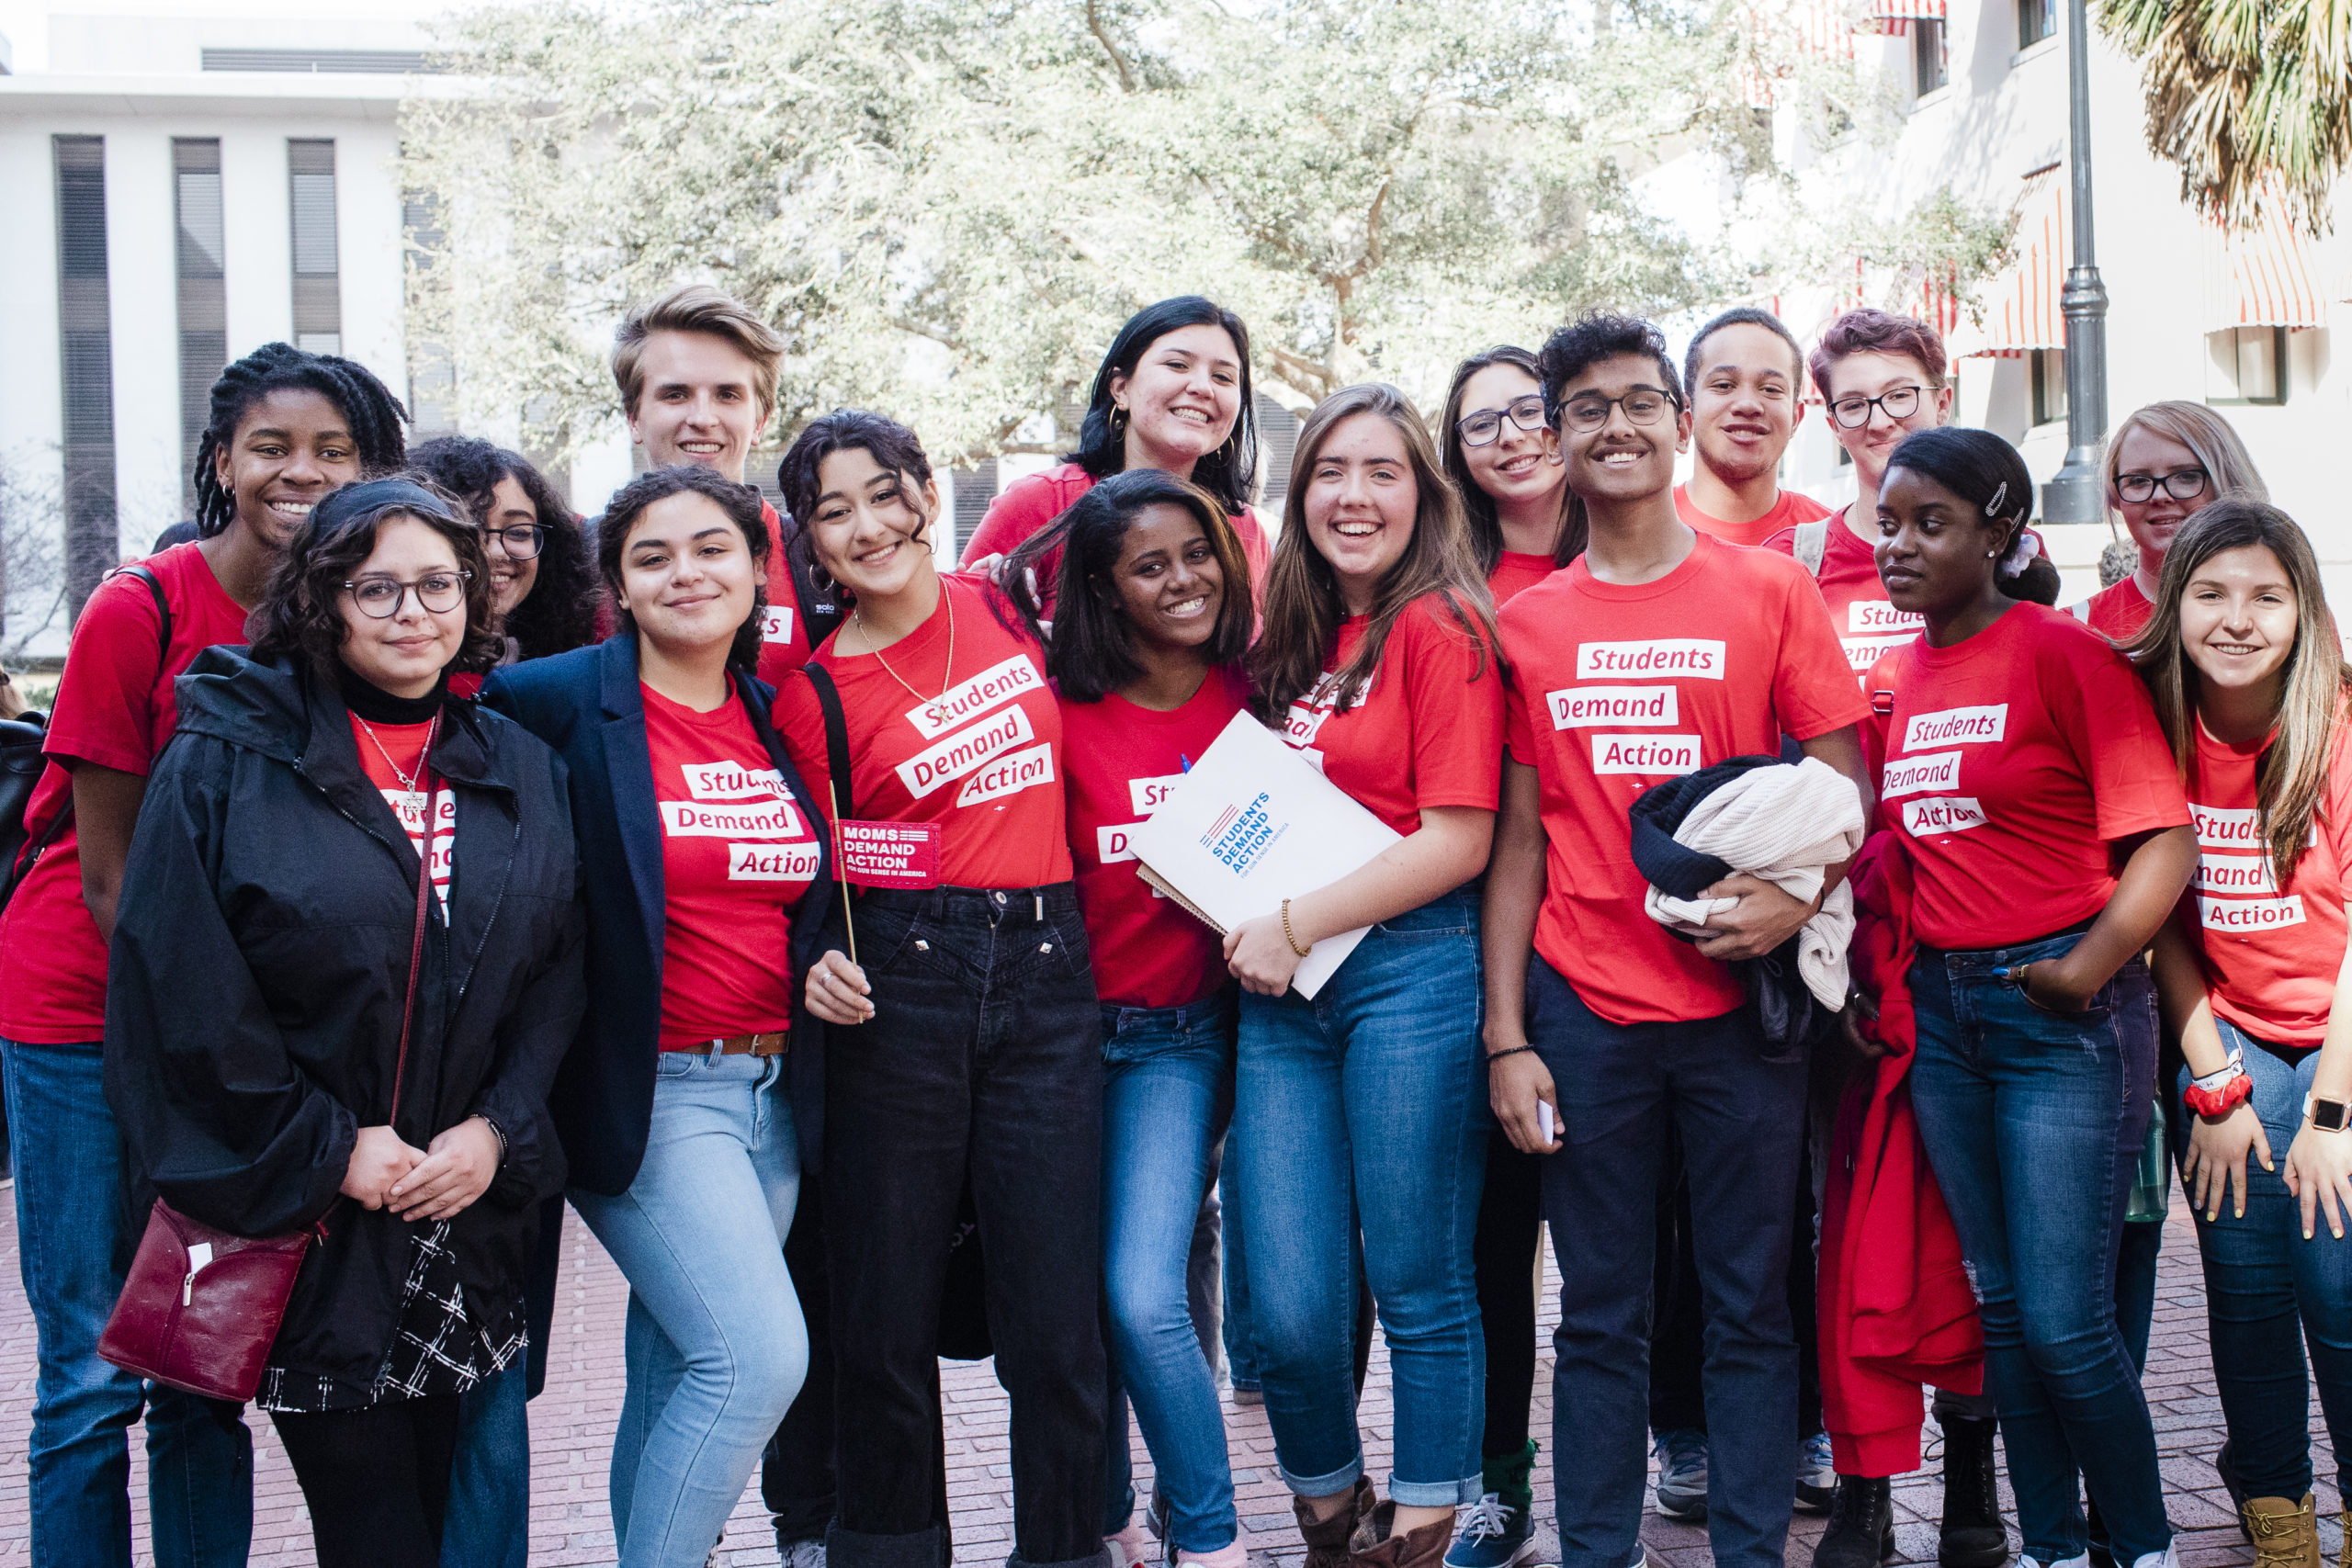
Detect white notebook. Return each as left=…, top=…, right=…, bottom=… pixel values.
left=1126, top=711, right=1402, bottom=999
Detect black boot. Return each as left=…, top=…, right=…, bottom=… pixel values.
left=1939, top=1416, right=2007, bottom=1568
left=1816, top=1476, right=1896, bottom=1568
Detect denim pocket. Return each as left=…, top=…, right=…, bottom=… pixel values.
left=2010, top=971, right=2113, bottom=1021
left=858, top=904, right=931, bottom=977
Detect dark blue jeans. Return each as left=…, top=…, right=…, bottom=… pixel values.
left=1101, top=989, right=1238, bottom=1552
left=1908, top=932, right=2170, bottom=1564
left=2172, top=1018, right=2352, bottom=1500
left=1231, top=887, right=1487, bottom=1508
left=440, top=1360, right=527, bottom=1568
left=2, top=1037, right=253, bottom=1568
left=1525, top=960, right=1804, bottom=1568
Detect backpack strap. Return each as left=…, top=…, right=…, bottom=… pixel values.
left=1792, top=517, right=1830, bottom=578
left=108, top=563, right=174, bottom=661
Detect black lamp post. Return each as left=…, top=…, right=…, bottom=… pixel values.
left=2041, top=0, right=2109, bottom=524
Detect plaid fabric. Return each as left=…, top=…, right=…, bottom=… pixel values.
left=257, top=1220, right=523, bottom=1414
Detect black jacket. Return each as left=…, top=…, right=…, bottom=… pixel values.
left=481, top=635, right=836, bottom=1195
left=104, top=647, right=584, bottom=1403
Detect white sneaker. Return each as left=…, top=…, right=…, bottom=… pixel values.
left=2017, top=1555, right=2091, bottom=1568
left=2128, top=1550, right=2177, bottom=1568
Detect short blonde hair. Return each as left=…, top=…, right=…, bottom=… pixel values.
left=612, top=285, right=786, bottom=423
left=2104, top=400, right=2267, bottom=509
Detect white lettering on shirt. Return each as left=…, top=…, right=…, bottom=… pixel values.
left=1548, top=685, right=1678, bottom=729
left=901, top=655, right=1044, bottom=741
left=2199, top=895, right=2306, bottom=931
left=1849, top=600, right=1924, bottom=635
left=1098, top=823, right=1138, bottom=863
left=381, top=787, right=456, bottom=913
left=683, top=761, right=787, bottom=801
left=2192, top=804, right=2262, bottom=852
left=956, top=740, right=1057, bottom=807
left=1129, top=773, right=1184, bottom=815
left=2196, top=854, right=2279, bottom=895
left=897, top=705, right=1035, bottom=797
left=1283, top=669, right=1373, bottom=750
left=1590, top=733, right=1702, bottom=775
left=1901, top=705, right=2008, bottom=751
left=760, top=606, right=796, bottom=646
left=1843, top=635, right=1917, bottom=674
left=1901, top=795, right=1988, bottom=835
left=660, top=798, right=806, bottom=839
left=1575, top=639, right=1725, bottom=681
left=1881, top=750, right=1963, bottom=799
left=727, top=841, right=820, bottom=883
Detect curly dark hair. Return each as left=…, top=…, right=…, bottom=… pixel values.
left=776, top=407, right=937, bottom=554
left=1534, top=311, right=1685, bottom=424
left=193, top=342, right=410, bottom=537
left=249, top=477, right=499, bottom=686
left=408, top=436, right=602, bottom=659
left=595, top=465, right=771, bottom=671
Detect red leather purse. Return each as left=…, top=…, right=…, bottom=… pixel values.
left=99, top=784, right=438, bottom=1402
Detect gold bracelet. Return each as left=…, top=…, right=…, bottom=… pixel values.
left=1280, top=897, right=1312, bottom=958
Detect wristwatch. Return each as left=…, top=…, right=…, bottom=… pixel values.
left=2303, top=1093, right=2351, bottom=1134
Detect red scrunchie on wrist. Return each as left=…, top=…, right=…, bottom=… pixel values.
left=2184, top=1071, right=2254, bottom=1121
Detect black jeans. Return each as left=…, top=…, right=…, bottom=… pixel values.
left=825, top=884, right=1111, bottom=1568
left=273, top=1393, right=462, bottom=1568
left=1475, top=1124, right=1545, bottom=1461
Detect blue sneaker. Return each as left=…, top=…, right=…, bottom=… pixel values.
left=1444, top=1494, right=1538, bottom=1568
left=1796, top=1430, right=1838, bottom=1513
left=1652, top=1428, right=1708, bottom=1521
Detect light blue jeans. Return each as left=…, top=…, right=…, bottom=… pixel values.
left=1102, top=989, right=1238, bottom=1552
left=1229, top=888, right=1487, bottom=1508
left=571, top=1050, right=808, bottom=1568
left=2, top=1037, right=253, bottom=1568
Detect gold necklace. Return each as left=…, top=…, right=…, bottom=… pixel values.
left=855, top=578, right=956, bottom=709
left=355, top=714, right=438, bottom=794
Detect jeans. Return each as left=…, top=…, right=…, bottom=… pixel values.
left=1909, top=932, right=2169, bottom=1564
left=439, top=1359, right=528, bottom=1568
left=763, top=1173, right=838, bottom=1546
left=570, top=1050, right=808, bottom=1568
left=1101, top=990, right=1239, bottom=1553
left=1475, top=1123, right=1545, bottom=1463
left=2172, top=1018, right=2352, bottom=1500
left=1, top=1037, right=253, bottom=1568
left=1231, top=887, right=1487, bottom=1509
left=1525, top=959, right=1804, bottom=1568
left=824, top=884, right=1110, bottom=1568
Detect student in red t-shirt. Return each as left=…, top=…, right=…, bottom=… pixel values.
left=1006, top=469, right=1257, bottom=1568
left=2126, top=502, right=2352, bottom=1552
left=1221, top=382, right=1500, bottom=1568
left=2069, top=401, right=2267, bottom=641
left=1675, top=308, right=1834, bottom=550
left=0, top=342, right=408, bottom=1566
left=1440, top=344, right=1577, bottom=614
left=965, top=298, right=1273, bottom=610
left=1862, top=427, right=2194, bottom=1568
left=777, top=410, right=1113, bottom=1568
left=1481, top=312, right=1870, bottom=1568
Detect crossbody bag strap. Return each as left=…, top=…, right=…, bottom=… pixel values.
left=798, top=664, right=854, bottom=827
left=387, top=716, right=441, bottom=1124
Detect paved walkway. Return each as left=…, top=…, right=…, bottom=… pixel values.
left=0, top=1203, right=2323, bottom=1564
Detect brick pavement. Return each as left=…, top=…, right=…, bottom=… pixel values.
left=0, top=1203, right=2324, bottom=1565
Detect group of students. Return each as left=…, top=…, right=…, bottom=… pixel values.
left=0, top=277, right=2343, bottom=1568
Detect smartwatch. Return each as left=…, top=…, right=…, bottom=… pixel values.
left=2304, top=1093, right=2351, bottom=1134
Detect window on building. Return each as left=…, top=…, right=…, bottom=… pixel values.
left=288, top=139, right=341, bottom=355
left=55, top=134, right=116, bottom=612
left=2206, top=327, right=2288, bottom=405
left=2018, top=0, right=2056, bottom=48
left=1914, top=19, right=1948, bottom=95
left=175, top=139, right=227, bottom=515
left=2030, top=348, right=2067, bottom=426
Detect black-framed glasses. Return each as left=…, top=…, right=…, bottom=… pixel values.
left=1457, top=396, right=1549, bottom=446
left=1560, top=387, right=1679, bottom=434
left=1827, top=385, right=1926, bottom=429
left=2114, top=467, right=2209, bottom=505
left=485, top=523, right=546, bottom=559
left=344, top=570, right=471, bottom=619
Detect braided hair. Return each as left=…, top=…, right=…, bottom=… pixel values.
left=192, top=342, right=410, bottom=537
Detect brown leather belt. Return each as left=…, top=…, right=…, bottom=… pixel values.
left=699, top=1032, right=788, bottom=1056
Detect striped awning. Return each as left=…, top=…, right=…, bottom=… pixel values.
left=1871, top=0, right=1946, bottom=13
left=1970, top=166, right=2067, bottom=355
left=2205, top=206, right=2325, bottom=330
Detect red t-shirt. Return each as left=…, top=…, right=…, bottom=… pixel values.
left=1489, top=551, right=1558, bottom=608
left=2071, top=576, right=2154, bottom=643
left=1865, top=603, right=2189, bottom=951
left=779, top=573, right=1073, bottom=888
left=1499, top=534, right=1868, bottom=1025
left=754, top=499, right=818, bottom=686
left=1277, top=593, right=1503, bottom=839
left=963, top=462, right=1273, bottom=615
left=2184, top=714, right=2352, bottom=1047
left=347, top=715, right=455, bottom=915
left=642, top=680, right=813, bottom=1049
left=0, top=544, right=253, bottom=1043
left=1764, top=510, right=1922, bottom=685
left=1060, top=667, right=1251, bottom=1009
left=1674, top=483, right=1835, bottom=550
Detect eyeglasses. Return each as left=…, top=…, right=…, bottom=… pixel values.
left=485, top=523, right=546, bottom=559
left=344, top=570, right=471, bottom=619
left=2114, top=468, right=2209, bottom=504
left=1559, top=388, right=1679, bottom=434
left=1827, top=386, right=1927, bottom=429
left=1457, top=396, right=1550, bottom=446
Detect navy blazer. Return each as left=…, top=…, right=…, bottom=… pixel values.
left=482, top=634, right=834, bottom=1195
